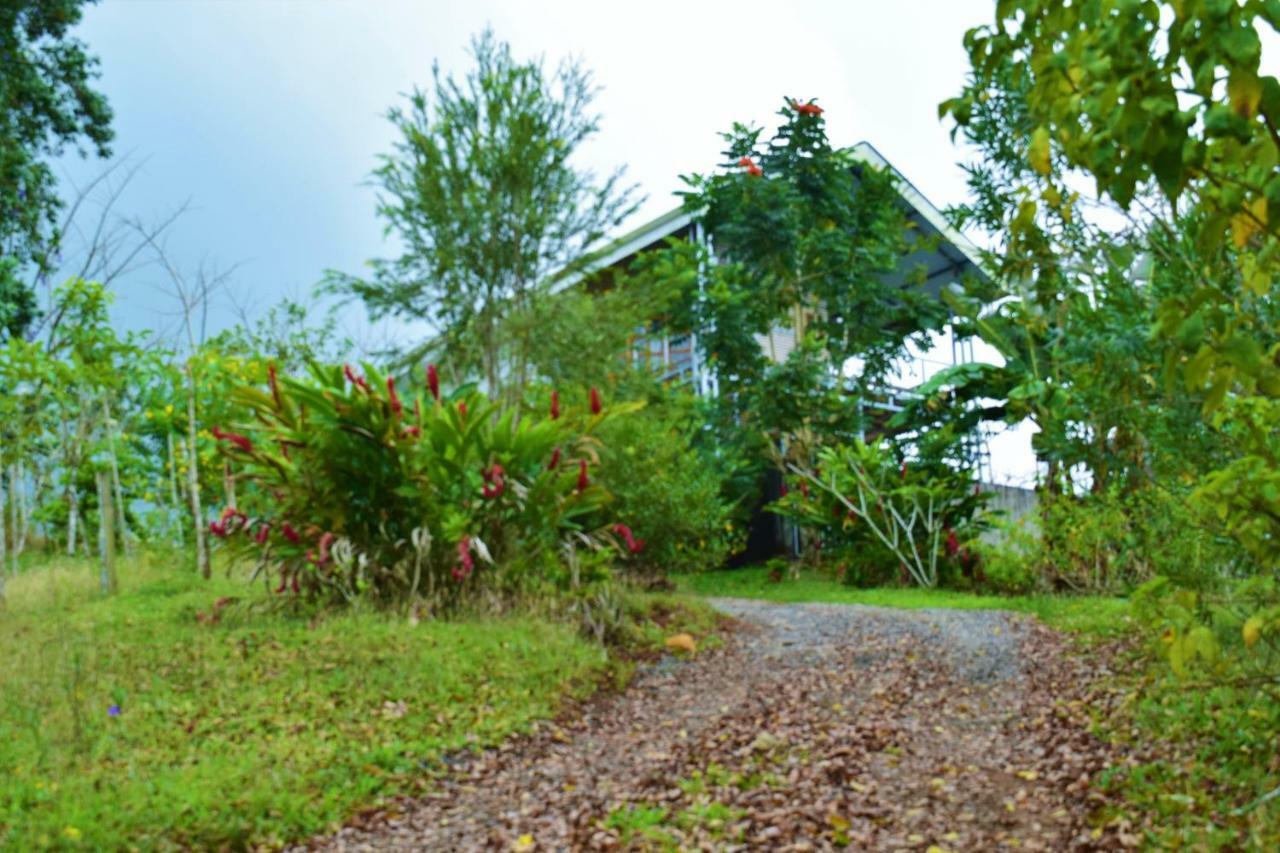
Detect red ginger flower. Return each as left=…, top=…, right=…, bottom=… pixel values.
left=211, top=426, right=252, bottom=453
left=613, top=523, right=645, bottom=554
left=318, top=531, right=335, bottom=564
left=548, top=446, right=561, bottom=470
left=590, top=387, right=602, bottom=415
left=387, top=375, right=402, bottom=415
left=426, top=363, right=440, bottom=401
left=452, top=536, right=474, bottom=582
left=945, top=527, right=960, bottom=558
left=209, top=520, right=227, bottom=537
left=281, top=522, right=301, bottom=544
left=550, top=390, right=560, bottom=420
left=343, top=363, right=370, bottom=393
left=254, top=523, right=270, bottom=545
left=458, top=401, right=468, bottom=420
left=403, top=425, right=421, bottom=438
left=482, top=463, right=505, bottom=499
left=576, top=459, right=589, bottom=493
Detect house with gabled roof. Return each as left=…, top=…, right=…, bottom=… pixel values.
left=568, top=142, right=1002, bottom=557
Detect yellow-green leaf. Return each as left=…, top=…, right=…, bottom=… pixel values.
left=1229, top=71, right=1263, bottom=119
left=1244, top=615, right=1264, bottom=648
left=1028, top=126, right=1052, bottom=175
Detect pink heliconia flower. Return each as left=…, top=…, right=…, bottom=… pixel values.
left=427, top=363, right=440, bottom=401
left=548, top=447, right=561, bottom=471
left=550, top=390, right=560, bottom=420
left=387, top=376, right=403, bottom=415
left=576, top=459, right=589, bottom=493
left=211, top=426, right=252, bottom=454
left=589, top=387, right=602, bottom=415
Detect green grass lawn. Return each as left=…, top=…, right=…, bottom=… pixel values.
left=0, top=552, right=662, bottom=850
left=681, top=565, right=1132, bottom=636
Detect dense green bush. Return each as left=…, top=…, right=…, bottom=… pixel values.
left=1036, top=488, right=1240, bottom=593
left=212, top=362, right=637, bottom=608
left=595, top=401, right=741, bottom=577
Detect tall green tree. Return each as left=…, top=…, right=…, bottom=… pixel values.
left=328, top=29, right=638, bottom=403
left=669, top=100, right=949, bottom=469
left=0, top=0, right=113, bottom=339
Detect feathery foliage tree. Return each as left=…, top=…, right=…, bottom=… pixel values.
left=327, top=29, right=638, bottom=405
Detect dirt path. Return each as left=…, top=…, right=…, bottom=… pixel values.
left=309, top=599, right=1129, bottom=851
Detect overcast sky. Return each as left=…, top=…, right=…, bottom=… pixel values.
left=55, top=0, right=994, bottom=345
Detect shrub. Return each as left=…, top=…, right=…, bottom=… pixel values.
left=211, top=362, right=637, bottom=608
left=595, top=403, right=741, bottom=577
left=971, top=517, right=1042, bottom=594
left=772, top=439, right=988, bottom=588
left=1034, top=487, right=1240, bottom=594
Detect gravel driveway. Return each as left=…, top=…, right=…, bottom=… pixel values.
left=306, top=598, right=1126, bottom=851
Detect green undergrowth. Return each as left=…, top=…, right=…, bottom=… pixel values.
left=1100, top=661, right=1280, bottom=848
left=680, top=565, right=1132, bottom=637
left=0, top=552, right=718, bottom=850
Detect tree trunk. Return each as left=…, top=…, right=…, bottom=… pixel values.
left=15, top=461, right=29, bottom=558
left=101, top=398, right=134, bottom=558
left=185, top=361, right=210, bottom=578
left=67, top=486, right=79, bottom=557
left=7, top=464, right=18, bottom=575
left=96, top=470, right=118, bottom=595
left=0, top=473, right=7, bottom=606
left=167, top=431, right=184, bottom=546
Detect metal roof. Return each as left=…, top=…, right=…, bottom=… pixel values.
left=565, top=141, right=988, bottom=292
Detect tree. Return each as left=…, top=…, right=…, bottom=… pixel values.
left=0, top=0, right=113, bottom=340
left=669, top=100, right=949, bottom=467
left=326, top=29, right=638, bottom=404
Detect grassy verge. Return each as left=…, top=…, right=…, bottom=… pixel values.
left=0, top=552, right=715, bottom=849
left=680, top=565, right=1131, bottom=637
